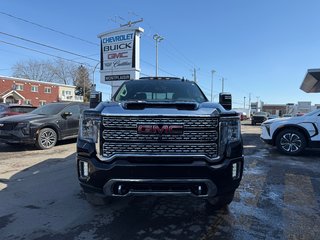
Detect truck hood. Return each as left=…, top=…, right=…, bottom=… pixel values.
left=99, top=101, right=236, bottom=117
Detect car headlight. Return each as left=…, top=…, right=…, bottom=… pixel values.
left=79, top=111, right=100, bottom=143
left=261, top=122, right=271, bottom=136
left=16, top=122, right=30, bottom=135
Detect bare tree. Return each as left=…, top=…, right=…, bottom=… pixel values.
left=50, top=59, right=78, bottom=85
left=12, top=58, right=79, bottom=85
left=12, top=59, right=55, bottom=82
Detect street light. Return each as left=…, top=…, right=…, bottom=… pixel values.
left=211, top=70, right=215, bottom=102
left=221, top=77, right=225, bottom=93
left=92, top=62, right=100, bottom=85
left=153, top=34, right=164, bottom=77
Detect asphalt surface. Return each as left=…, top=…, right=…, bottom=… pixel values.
left=0, top=124, right=319, bottom=240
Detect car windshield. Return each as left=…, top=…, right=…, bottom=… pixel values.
left=114, top=80, right=208, bottom=103
left=254, top=112, right=267, bottom=116
left=31, top=103, right=67, bottom=115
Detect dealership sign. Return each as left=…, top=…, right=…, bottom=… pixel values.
left=102, top=32, right=134, bottom=71
left=98, top=26, right=144, bottom=93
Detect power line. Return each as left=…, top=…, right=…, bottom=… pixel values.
left=0, top=32, right=99, bottom=62
left=140, top=59, right=178, bottom=77
left=0, top=11, right=99, bottom=46
left=0, top=40, right=94, bottom=67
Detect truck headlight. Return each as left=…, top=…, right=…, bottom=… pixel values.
left=79, top=111, right=100, bottom=143
left=221, top=118, right=241, bottom=142
left=220, top=117, right=241, bottom=155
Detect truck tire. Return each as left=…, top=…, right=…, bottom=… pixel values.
left=85, top=193, right=112, bottom=206
left=275, top=129, right=306, bottom=155
left=35, top=128, right=57, bottom=150
left=206, top=192, right=235, bottom=210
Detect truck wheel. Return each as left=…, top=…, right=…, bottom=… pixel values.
left=35, top=128, right=57, bottom=150
left=275, top=129, right=306, bottom=155
left=206, top=192, right=235, bottom=210
left=85, top=192, right=112, bottom=206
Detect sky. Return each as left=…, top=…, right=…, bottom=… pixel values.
left=1, top=0, right=320, bottom=108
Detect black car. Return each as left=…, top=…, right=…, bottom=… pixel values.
left=0, top=104, right=36, bottom=118
left=0, top=102, right=88, bottom=149
left=251, top=112, right=269, bottom=125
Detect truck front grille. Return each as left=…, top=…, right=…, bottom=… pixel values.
left=102, top=116, right=218, bottom=129
left=102, top=143, right=218, bottom=158
left=100, top=116, right=219, bottom=161
left=102, top=129, right=218, bottom=142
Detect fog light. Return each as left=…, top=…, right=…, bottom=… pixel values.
left=232, top=162, right=239, bottom=179
left=79, top=161, right=89, bottom=178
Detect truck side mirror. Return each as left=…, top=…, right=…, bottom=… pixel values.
left=219, top=93, right=232, bottom=110
left=90, top=91, right=102, bottom=108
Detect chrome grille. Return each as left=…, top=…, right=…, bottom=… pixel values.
left=103, top=116, right=218, bottom=128
left=103, top=143, right=218, bottom=158
left=100, top=115, right=219, bottom=160
left=102, top=129, right=218, bottom=142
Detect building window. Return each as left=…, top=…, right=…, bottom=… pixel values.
left=31, top=85, right=38, bottom=92
left=16, top=84, right=24, bottom=91
left=44, top=87, right=52, bottom=93
left=66, top=90, right=72, bottom=95
left=24, top=99, right=32, bottom=105
left=39, top=100, right=46, bottom=106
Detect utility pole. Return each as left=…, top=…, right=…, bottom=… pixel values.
left=256, top=96, right=260, bottom=112
left=211, top=70, right=215, bottom=102
left=153, top=34, right=164, bottom=77
left=244, top=96, right=246, bottom=110
left=193, top=68, right=197, bottom=83
left=249, top=93, right=252, bottom=117
left=221, top=77, right=225, bottom=93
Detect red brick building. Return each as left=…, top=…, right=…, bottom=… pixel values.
left=0, top=76, right=81, bottom=107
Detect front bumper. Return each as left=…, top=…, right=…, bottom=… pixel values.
left=0, top=129, right=35, bottom=144
left=260, top=124, right=273, bottom=145
left=77, top=152, right=244, bottom=198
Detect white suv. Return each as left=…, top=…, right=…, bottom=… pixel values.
left=261, top=109, right=320, bottom=155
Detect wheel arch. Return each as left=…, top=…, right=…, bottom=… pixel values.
left=272, top=124, right=310, bottom=146
left=35, top=124, right=61, bottom=140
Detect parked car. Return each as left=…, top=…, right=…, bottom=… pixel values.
left=251, top=112, right=269, bottom=125
left=0, top=102, right=88, bottom=149
left=0, top=104, right=36, bottom=118
left=261, top=109, right=320, bottom=155
left=282, top=114, right=292, bottom=118
left=237, top=111, right=248, bottom=121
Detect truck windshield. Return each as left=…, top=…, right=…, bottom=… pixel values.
left=114, top=80, right=208, bottom=103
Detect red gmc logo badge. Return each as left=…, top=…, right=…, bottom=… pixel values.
left=137, top=125, right=184, bottom=135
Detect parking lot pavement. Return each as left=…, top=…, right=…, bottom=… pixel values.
left=0, top=125, right=319, bottom=240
